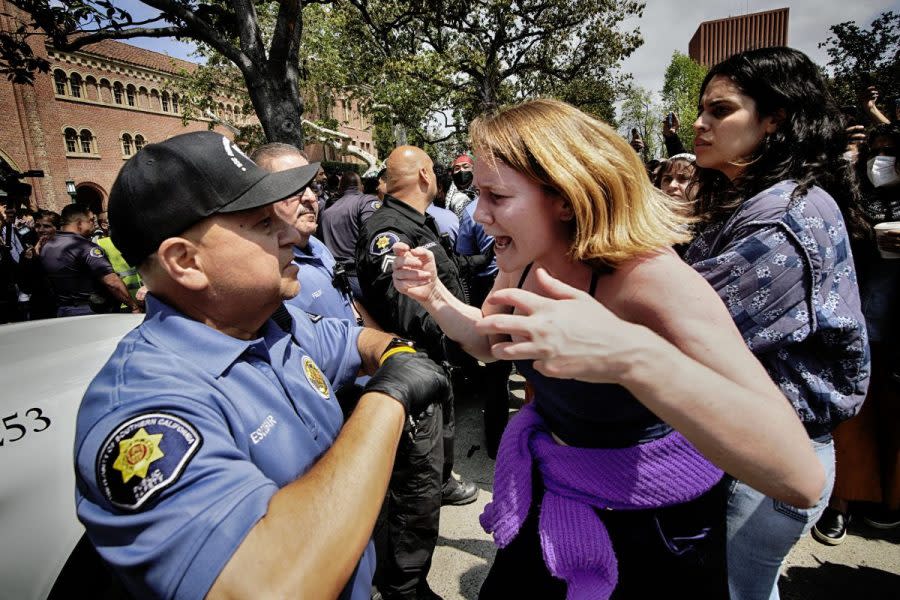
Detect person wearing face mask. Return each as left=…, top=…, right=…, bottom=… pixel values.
left=446, top=154, right=477, bottom=218
left=684, top=47, right=871, bottom=600
left=813, top=123, right=900, bottom=543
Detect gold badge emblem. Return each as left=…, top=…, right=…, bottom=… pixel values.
left=112, top=427, right=165, bottom=483
left=302, top=356, right=331, bottom=398
left=376, top=235, right=391, bottom=250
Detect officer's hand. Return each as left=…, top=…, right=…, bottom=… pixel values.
left=392, top=242, right=441, bottom=305
left=364, top=351, right=450, bottom=416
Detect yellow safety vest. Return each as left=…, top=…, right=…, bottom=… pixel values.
left=97, top=236, right=142, bottom=302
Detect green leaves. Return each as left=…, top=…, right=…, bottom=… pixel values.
left=819, top=11, right=900, bottom=108
left=338, top=0, right=644, bottom=150
left=660, top=51, right=706, bottom=153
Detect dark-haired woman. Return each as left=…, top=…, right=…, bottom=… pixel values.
left=655, top=153, right=698, bottom=216
left=813, top=124, right=900, bottom=542
left=683, top=47, right=871, bottom=600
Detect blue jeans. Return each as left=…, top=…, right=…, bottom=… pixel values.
left=726, top=437, right=835, bottom=600
left=57, top=304, right=94, bottom=317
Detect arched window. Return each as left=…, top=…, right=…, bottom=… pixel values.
left=134, top=134, right=145, bottom=152
left=171, top=94, right=179, bottom=113
left=64, top=128, right=78, bottom=153
left=79, top=129, right=94, bottom=154
left=138, top=86, right=148, bottom=108
left=150, top=89, right=160, bottom=110
left=54, top=70, right=68, bottom=95
left=122, top=133, right=133, bottom=157
left=99, top=79, right=111, bottom=103
left=126, top=84, right=136, bottom=107
left=69, top=73, right=82, bottom=98
left=113, top=82, right=124, bottom=104
left=85, top=76, right=97, bottom=101
left=161, top=91, right=170, bottom=112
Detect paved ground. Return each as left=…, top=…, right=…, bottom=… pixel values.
left=427, top=375, right=900, bottom=599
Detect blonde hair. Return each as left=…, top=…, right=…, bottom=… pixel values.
left=469, top=98, right=692, bottom=268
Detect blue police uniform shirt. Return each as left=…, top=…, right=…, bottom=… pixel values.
left=456, top=200, right=498, bottom=278
left=286, top=235, right=355, bottom=321
left=426, top=204, right=460, bottom=247
left=74, top=294, right=374, bottom=600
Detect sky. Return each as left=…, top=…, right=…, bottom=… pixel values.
left=118, top=0, right=899, bottom=97
left=620, top=0, right=900, bottom=95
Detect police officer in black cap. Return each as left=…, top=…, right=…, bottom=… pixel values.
left=74, top=131, right=450, bottom=600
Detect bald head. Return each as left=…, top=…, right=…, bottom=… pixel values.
left=384, top=146, right=436, bottom=212
left=250, top=143, right=308, bottom=169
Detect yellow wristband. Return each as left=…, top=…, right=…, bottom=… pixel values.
left=379, top=346, right=416, bottom=366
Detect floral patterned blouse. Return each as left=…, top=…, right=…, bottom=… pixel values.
left=683, top=180, right=870, bottom=436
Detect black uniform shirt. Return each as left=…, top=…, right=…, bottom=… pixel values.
left=38, top=231, right=114, bottom=306
left=356, top=195, right=467, bottom=361
left=319, top=187, right=381, bottom=263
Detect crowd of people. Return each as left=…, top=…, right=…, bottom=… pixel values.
left=0, top=45, right=896, bottom=600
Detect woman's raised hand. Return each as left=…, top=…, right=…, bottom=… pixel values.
left=391, top=242, right=441, bottom=305
left=476, top=267, right=654, bottom=383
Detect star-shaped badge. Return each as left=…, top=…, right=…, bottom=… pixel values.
left=113, top=427, right=165, bottom=483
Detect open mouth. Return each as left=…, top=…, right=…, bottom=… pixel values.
left=494, top=235, right=512, bottom=250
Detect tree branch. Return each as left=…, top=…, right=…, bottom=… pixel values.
left=229, top=0, right=266, bottom=65
left=139, top=0, right=252, bottom=73
left=269, top=0, right=302, bottom=68
left=57, top=26, right=185, bottom=49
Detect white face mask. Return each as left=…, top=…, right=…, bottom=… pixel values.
left=867, top=155, right=900, bottom=188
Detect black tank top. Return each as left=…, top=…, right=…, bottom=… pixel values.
left=513, top=263, right=671, bottom=448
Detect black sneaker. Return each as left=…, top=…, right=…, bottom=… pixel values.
left=441, top=476, right=479, bottom=506
left=415, top=582, right=445, bottom=600
left=862, top=505, right=900, bottom=529
left=812, top=507, right=849, bottom=546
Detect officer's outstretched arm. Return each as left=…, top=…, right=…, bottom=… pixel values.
left=207, top=352, right=449, bottom=600
left=392, top=243, right=511, bottom=361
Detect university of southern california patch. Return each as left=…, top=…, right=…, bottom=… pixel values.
left=369, top=230, right=400, bottom=256
left=302, top=355, right=331, bottom=399
left=96, top=413, right=202, bottom=511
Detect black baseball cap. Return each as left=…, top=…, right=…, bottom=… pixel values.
left=109, top=131, right=319, bottom=265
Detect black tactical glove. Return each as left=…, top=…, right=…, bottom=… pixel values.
left=363, top=351, right=450, bottom=416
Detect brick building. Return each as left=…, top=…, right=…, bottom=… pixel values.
left=689, top=7, right=789, bottom=68
left=0, top=0, right=376, bottom=213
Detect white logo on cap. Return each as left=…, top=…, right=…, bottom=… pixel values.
left=221, top=136, right=249, bottom=172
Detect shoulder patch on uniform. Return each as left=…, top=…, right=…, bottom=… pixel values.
left=369, top=230, right=400, bottom=256
left=305, top=312, right=323, bottom=323
left=96, top=413, right=202, bottom=511
left=90, top=247, right=104, bottom=258
left=370, top=200, right=382, bottom=210
left=301, top=355, right=331, bottom=399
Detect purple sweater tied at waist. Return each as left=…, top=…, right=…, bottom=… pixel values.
left=480, top=403, right=723, bottom=600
